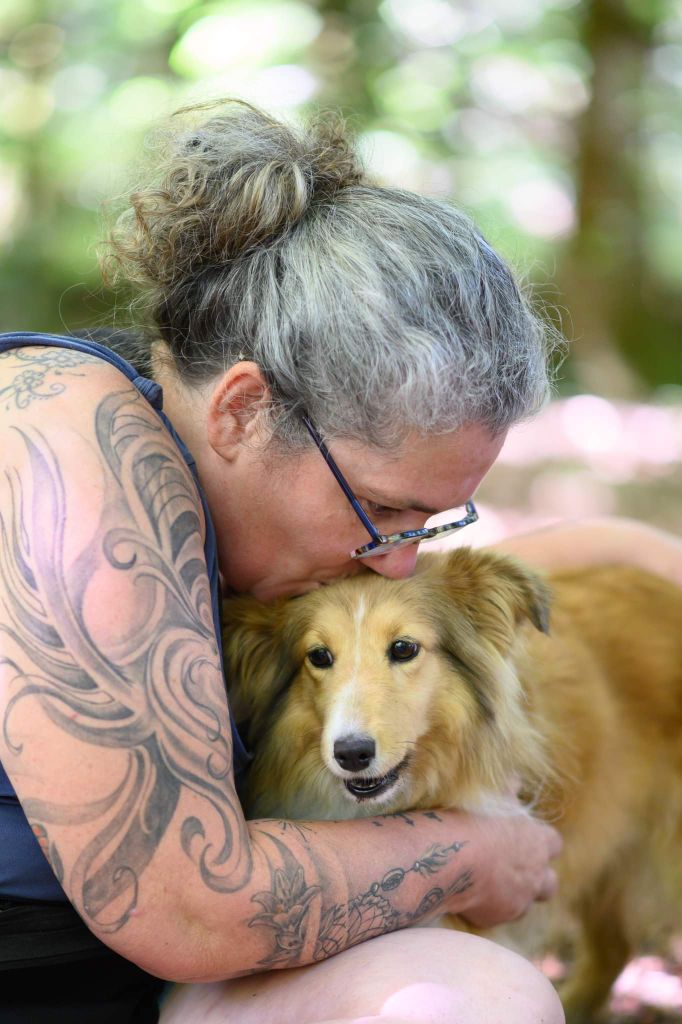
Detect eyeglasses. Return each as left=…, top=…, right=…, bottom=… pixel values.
left=302, top=416, right=478, bottom=559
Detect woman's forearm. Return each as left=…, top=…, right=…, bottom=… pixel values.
left=490, top=516, right=682, bottom=587
left=175, top=810, right=477, bottom=982
left=169, top=808, right=559, bottom=983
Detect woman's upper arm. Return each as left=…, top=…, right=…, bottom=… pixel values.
left=0, top=357, right=251, bottom=975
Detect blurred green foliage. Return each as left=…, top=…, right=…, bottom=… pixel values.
left=1, top=0, right=681, bottom=397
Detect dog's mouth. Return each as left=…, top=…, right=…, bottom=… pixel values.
left=343, top=756, right=409, bottom=801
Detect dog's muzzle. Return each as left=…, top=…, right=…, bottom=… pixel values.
left=343, top=755, right=410, bottom=801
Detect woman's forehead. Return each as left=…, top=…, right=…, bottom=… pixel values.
left=336, top=423, right=506, bottom=509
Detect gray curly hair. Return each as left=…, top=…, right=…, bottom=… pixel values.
left=105, top=99, right=562, bottom=450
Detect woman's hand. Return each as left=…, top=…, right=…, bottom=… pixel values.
left=447, top=809, right=562, bottom=929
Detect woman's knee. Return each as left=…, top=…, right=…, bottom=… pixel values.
left=160, top=929, right=565, bottom=1024
left=440, top=937, right=561, bottom=1024
left=484, top=950, right=564, bottom=1024
left=310, top=965, right=564, bottom=1024
left=364, top=930, right=564, bottom=1024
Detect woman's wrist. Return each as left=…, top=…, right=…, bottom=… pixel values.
left=454, top=810, right=562, bottom=930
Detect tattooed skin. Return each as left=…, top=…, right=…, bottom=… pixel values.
left=0, top=387, right=251, bottom=932
left=0, top=349, right=101, bottom=411
left=268, top=820, right=315, bottom=844
left=249, top=833, right=321, bottom=966
left=248, top=821, right=472, bottom=968
left=371, top=811, right=422, bottom=827
left=312, top=840, right=472, bottom=963
left=30, top=822, right=65, bottom=884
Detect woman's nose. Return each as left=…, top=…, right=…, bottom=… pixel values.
left=365, top=543, right=420, bottom=580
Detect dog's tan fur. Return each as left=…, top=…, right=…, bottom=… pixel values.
left=223, top=548, right=682, bottom=1021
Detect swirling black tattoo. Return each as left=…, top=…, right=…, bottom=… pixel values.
left=0, top=389, right=250, bottom=932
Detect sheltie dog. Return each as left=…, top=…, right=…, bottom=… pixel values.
left=223, top=548, right=682, bottom=1021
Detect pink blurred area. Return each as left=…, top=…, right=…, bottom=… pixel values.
left=612, top=955, right=682, bottom=1016
left=538, top=952, right=682, bottom=1021
left=427, top=395, right=682, bottom=544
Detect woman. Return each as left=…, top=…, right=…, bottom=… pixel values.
left=0, top=100, right=677, bottom=1024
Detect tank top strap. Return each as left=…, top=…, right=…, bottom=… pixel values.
left=0, top=330, right=161, bottom=402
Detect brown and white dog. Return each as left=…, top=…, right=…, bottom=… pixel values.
left=223, top=548, right=682, bottom=1021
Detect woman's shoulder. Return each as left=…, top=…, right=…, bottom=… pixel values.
left=0, top=341, right=136, bottom=420
left=0, top=344, right=131, bottom=470
left=0, top=339, right=205, bottom=537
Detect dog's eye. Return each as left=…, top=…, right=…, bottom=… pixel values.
left=307, top=646, right=334, bottom=669
left=389, top=640, right=420, bottom=662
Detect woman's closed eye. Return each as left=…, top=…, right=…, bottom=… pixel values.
left=362, top=499, right=404, bottom=519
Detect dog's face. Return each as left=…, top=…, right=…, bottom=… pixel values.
left=223, top=548, right=551, bottom=820
left=278, top=584, right=455, bottom=809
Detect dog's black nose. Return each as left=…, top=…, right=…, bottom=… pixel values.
left=334, top=735, right=376, bottom=772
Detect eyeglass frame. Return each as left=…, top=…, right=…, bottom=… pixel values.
left=301, top=415, right=479, bottom=559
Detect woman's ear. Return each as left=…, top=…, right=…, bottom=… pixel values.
left=207, top=361, right=272, bottom=460
left=221, top=596, right=298, bottom=744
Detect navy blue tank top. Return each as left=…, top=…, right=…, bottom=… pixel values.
left=0, top=332, right=249, bottom=901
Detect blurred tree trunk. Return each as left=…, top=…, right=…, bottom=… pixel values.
left=560, top=0, right=650, bottom=395
left=560, top=0, right=682, bottom=395
left=312, top=0, right=390, bottom=117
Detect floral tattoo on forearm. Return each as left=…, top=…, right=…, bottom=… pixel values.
left=248, top=826, right=472, bottom=967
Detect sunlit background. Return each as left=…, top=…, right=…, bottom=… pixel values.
left=0, top=0, right=680, bottom=541
left=1, top=1, right=682, bottom=1015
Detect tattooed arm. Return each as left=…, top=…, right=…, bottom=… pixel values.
left=0, top=354, right=559, bottom=981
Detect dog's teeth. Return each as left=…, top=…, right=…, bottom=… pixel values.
left=343, top=757, right=408, bottom=801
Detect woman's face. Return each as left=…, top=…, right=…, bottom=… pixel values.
left=207, top=421, right=506, bottom=603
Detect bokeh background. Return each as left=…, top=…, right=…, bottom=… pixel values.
left=0, top=0, right=681, bottom=548
left=1, top=1, right=681, bottom=1017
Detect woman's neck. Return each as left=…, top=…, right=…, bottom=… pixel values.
left=150, top=344, right=213, bottom=468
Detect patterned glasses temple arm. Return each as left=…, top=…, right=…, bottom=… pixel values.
left=301, top=415, right=383, bottom=543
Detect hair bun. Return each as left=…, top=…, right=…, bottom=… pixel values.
left=108, top=99, right=365, bottom=289
left=305, top=110, right=364, bottom=195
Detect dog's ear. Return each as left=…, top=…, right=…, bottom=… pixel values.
left=422, top=547, right=551, bottom=650
left=490, top=555, right=551, bottom=636
left=221, top=597, right=298, bottom=744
